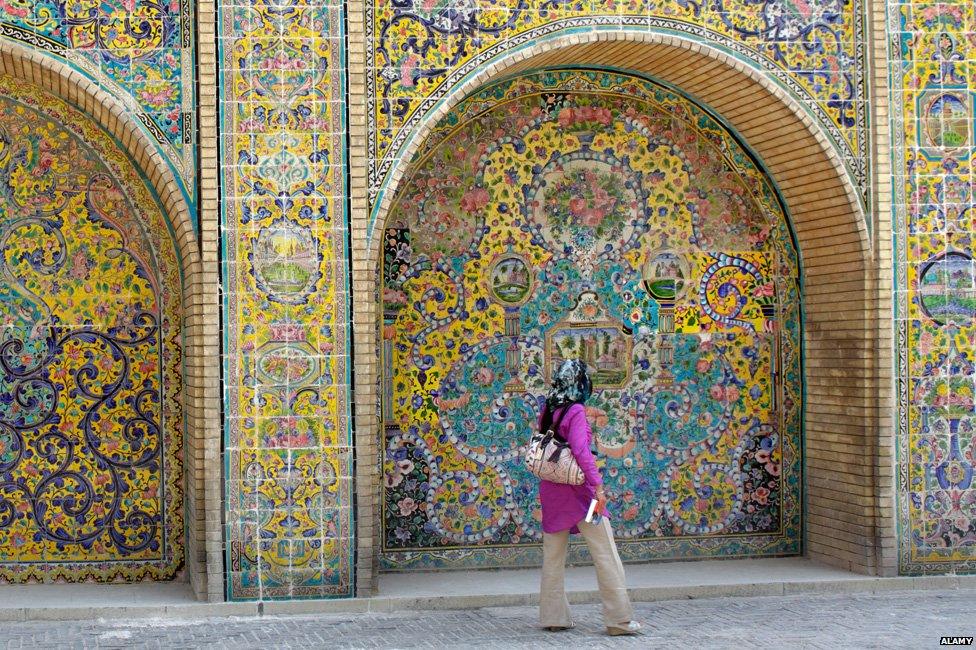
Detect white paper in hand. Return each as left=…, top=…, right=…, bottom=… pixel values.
left=585, top=498, right=598, bottom=523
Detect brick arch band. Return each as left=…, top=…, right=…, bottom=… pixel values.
left=0, top=41, right=197, bottom=261
left=0, top=39, right=211, bottom=592
left=351, top=30, right=888, bottom=594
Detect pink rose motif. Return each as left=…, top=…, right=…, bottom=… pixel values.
left=709, top=385, right=725, bottom=401
left=385, top=459, right=415, bottom=488
left=472, top=367, right=495, bottom=386
left=749, top=226, right=771, bottom=246
left=753, top=487, right=770, bottom=505
left=396, top=459, right=414, bottom=475
left=383, top=287, right=407, bottom=305
left=557, top=107, right=576, bottom=128
left=791, top=0, right=812, bottom=19
left=139, top=86, right=176, bottom=108
left=593, top=187, right=613, bottom=209
left=917, top=331, right=935, bottom=355
left=569, top=197, right=587, bottom=216
left=755, top=283, right=775, bottom=298
left=459, top=186, right=489, bottom=213
left=584, top=406, right=609, bottom=429
left=69, top=250, right=91, bottom=280
left=385, top=471, right=403, bottom=489
left=0, top=0, right=28, bottom=17
left=695, top=359, right=712, bottom=374
left=580, top=209, right=605, bottom=227
left=398, top=497, right=418, bottom=517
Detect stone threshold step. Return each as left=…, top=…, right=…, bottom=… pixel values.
left=0, top=557, right=973, bottom=623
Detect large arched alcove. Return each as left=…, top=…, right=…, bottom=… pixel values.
left=351, top=32, right=884, bottom=593
left=379, top=67, right=803, bottom=569
left=0, top=48, right=198, bottom=584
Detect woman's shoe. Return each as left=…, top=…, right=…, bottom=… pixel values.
left=607, top=621, right=643, bottom=636
left=543, top=623, right=575, bottom=632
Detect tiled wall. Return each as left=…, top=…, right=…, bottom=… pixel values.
left=0, top=74, right=184, bottom=583
left=1, top=0, right=966, bottom=598
left=0, top=0, right=196, bottom=210
left=380, top=69, right=803, bottom=569
left=890, top=0, right=976, bottom=574
left=365, top=0, right=871, bottom=227
left=217, top=1, right=355, bottom=600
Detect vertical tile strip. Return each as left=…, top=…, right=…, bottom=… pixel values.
left=218, top=1, right=354, bottom=600
left=889, top=0, right=976, bottom=573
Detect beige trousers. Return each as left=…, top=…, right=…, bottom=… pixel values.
left=539, top=517, right=634, bottom=628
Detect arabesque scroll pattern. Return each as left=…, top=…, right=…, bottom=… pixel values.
left=0, top=74, right=183, bottom=583
left=218, top=0, right=355, bottom=600
left=0, top=0, right=195, bottom=204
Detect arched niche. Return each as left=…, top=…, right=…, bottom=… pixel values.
left=0, top=66, right=192, bottom=582
left=351, top=32, right=883, bottom=592
left=379, top=68, right=802, bottom=569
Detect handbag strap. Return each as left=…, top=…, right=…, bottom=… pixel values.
left=547, top=405, right=570, bottom=442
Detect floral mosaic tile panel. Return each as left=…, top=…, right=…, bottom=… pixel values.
left=366, top=0, right=869, bottom=222
left=380, top=69, right=802, bottom=569
left=0, top=74, right=184, bottom=583
left=0, top=0, right=196, bottom=207
left=218, top=0, right=354, bottom=600
left=890, top=0, right=976, bottom=574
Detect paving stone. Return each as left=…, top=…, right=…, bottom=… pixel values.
left=1, top=589, right=973, bottom=649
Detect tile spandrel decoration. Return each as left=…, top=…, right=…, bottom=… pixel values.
left=0, top=0, right=196, bottom=208
left=365, top=0, right=870, bottom=221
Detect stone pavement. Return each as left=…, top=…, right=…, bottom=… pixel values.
left=1, top=588, right=973, bottom=649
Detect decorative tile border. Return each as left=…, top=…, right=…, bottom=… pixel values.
left=217, top=0, right=355, bottom=600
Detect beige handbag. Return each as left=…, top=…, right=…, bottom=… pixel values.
left=524, top=408, right=584, bottom=485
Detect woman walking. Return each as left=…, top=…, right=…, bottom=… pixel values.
left=537, top=359, right=642, bottom=636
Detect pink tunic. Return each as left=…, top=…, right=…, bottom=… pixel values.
left=537, top=403, right=608, bottom=534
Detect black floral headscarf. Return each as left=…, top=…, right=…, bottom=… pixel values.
left=540, top=359, right=593, bottom=433
left=547, top=358, right=593, bottom=407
